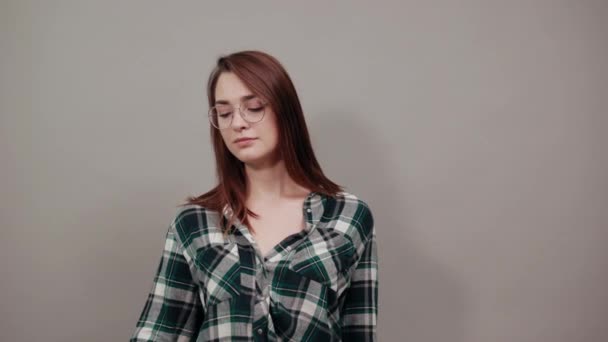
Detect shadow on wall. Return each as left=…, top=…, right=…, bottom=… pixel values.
left=310, top=108, right=473, bottom=342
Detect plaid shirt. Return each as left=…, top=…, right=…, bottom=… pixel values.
left=130, top=191, right=378, bottom=341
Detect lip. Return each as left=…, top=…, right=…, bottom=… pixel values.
left=234, top=137, right=257, bottom=143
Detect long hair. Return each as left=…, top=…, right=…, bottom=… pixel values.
left=180, top=50, right=343, bottom=235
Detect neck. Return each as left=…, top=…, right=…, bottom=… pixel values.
left=244, top=158, right=309, bottom=202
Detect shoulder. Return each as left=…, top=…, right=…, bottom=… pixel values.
left=323, top=191, right=374, bottom=244
left=168, top=204, right=227, bottom=249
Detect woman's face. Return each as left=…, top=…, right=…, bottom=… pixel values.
left=214, top=72, right=280, bottom=167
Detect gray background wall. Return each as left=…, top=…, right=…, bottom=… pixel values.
left=1, top=1, right=607, bottom=341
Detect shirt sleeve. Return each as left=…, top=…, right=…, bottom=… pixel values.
left=130, top=223, right=204, bottom=341
left=340, top=211, right=378, bottom=341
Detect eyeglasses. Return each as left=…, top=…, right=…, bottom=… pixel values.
left=208, top=98, right=268, bottom=130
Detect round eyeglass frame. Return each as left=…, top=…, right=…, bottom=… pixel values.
left=207, top=101, right=268, bottom=130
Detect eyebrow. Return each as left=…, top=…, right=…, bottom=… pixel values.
left=215, top=94, right=258, bottom=105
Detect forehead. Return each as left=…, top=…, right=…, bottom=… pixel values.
left=214, top=72, right=255, bottom=103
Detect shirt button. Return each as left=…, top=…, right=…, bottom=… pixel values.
left=257, top=328, right=263, bottom=334
left=306, top=208, right=312, bottom=213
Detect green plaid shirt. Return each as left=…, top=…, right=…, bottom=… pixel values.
left=130, top=191, right=378, bottom=341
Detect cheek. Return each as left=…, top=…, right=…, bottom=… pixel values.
left=219, top=133, right=235, bottom=152
left=262, top=125, right=279, bottom=151
left=266, top=115, right=280, bottom=143
left=219, top=132, right=231, bottom=144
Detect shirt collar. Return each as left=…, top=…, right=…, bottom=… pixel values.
left=222, top=191, right=326, bottom=233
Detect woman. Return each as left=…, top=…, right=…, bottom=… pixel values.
left=130, top=50, right=378, bottom=341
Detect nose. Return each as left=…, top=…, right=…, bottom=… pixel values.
left=230, top=107, right=249, bottom=130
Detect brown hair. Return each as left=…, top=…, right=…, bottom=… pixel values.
left=179, top=50, right=343, bottom=235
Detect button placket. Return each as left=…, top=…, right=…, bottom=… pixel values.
left=255, top=256, right=271, bottom=303
left=262, top=284, right=270, bottom=300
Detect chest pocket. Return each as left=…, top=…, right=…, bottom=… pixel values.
left=270, top=230, right=354, bottom=340
left=288, top=229, right=356, bottom=295
left=194, top=241, right=241, bottom=307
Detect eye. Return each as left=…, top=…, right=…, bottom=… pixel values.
left=244, top=99, right=265, bottom=110
left=247, top=106, right=264, bottom=112
left=215, top=106, right=233, bottom=117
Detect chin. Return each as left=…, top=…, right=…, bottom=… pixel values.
left=236, top=150, right=275, bottom=166
left=234, top=150, right=263, bottom=162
